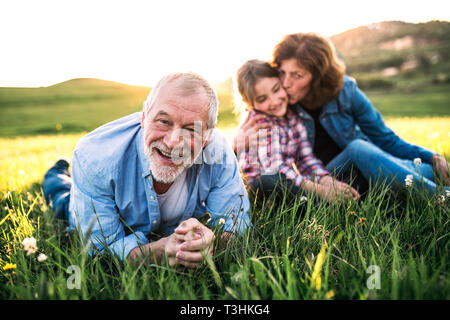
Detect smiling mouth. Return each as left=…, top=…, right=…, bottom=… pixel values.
left=270, top=106, right=280, bottom=111
left=154, top=147, right=186, bottom=163
left=270, top=104, right=285, bottom=113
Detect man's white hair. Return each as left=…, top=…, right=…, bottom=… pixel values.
left=142, top=72, right=218, bottom=129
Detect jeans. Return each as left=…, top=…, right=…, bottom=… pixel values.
left=42, top=161, right=72, bottom=220
left=326, top=139, right=445, bottom=194
left=248, top=172, right=305, bottom=201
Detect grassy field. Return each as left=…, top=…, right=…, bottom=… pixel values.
left=0, top=80, right=449, bottom=300
left=0, top=78, right=236, bottom=137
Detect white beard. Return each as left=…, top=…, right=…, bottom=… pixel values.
left=144, top=140, right=202, bottom=184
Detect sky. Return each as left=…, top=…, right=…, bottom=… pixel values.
left=0, top=0, right=449, bottom=88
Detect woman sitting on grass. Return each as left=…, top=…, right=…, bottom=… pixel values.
left=235, top=59, right=360, bottom=202
left=234, top=33, right=449, bottom=196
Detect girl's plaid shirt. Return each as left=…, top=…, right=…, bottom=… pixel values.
left=238, top=108, right=329, bottom=187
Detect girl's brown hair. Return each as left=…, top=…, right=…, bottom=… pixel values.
left=272, top=32, right=345, bottom=109
left=236, top=59, right=280, bottom=109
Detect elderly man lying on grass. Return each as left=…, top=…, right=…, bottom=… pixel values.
left=42, top=72, right=251, bottom=268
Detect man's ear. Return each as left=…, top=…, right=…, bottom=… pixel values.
left=141, top=111, right=145, bottom=129
left=202, top=128, right=213, bottom=148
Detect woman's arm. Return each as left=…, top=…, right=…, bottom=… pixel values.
left=232, top=113, right=272, bottom=155
left=351, top=85, right=436, bottom=164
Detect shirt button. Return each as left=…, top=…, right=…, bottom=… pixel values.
left=150, top=195, right=155, bottom=200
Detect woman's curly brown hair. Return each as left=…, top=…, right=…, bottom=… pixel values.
left=272, top=32, right=345, bottom=109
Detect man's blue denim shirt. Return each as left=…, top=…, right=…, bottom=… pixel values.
left=67, top=112, right=251, bottom=260
left=294, top=75, right=436, bottom=164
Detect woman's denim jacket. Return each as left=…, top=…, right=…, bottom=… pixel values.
left=294, top=75, right=436, bottom=164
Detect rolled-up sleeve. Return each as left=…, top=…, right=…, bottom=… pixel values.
left=69, top=150, right=149, bottom=260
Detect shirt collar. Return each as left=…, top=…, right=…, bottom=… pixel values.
left=136, top=128, right=152, bottom=179
left=295, top=100, right=339, bottom=116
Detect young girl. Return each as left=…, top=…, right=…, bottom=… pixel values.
left=235, top=59, right=360, bottom=202
left=235, top=33, right=449, bottom=196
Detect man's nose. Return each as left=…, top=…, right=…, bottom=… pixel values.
left=164, top=129, right=185, bottom=149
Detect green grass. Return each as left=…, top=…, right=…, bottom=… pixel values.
left=0, top=120, right=449, bottom=299
left=365, top=84, right=450, bottom=118
left=1, top=180, right=448, bottom=299
left=0, top=78, right=449, bottom=300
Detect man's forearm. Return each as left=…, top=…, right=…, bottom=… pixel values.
left=127, top=237, right=167, bottom=265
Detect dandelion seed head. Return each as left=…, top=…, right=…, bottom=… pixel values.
left=218, top=218, right=226, bottom=225
left=37, top=253, right=48, bottom=262
left=413, top=158, right=422, bottom=166
left=22, top=237, right=38, bottom=255
left=405, top=174, right=414, bottom=187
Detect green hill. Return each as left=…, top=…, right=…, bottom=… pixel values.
left=331, top=20, right=450, bottom=89
left=0, top=78, right=150, bottom=136
left=0, top=77, right=237, bottom=137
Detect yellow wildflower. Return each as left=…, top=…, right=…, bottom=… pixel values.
left=311, top=242, right=328, bottom=290
left=3, top=263, right=16, bottom=271
left=356, top=217, right=366, bottom=226
left=325, top=290, right=335, bottom=299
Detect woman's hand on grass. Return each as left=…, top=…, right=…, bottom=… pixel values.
left=318, top=175, right=360, bottom=201
left=302, top=175, right=360, bottom=202
left=432, top=154, right=450, bottom=186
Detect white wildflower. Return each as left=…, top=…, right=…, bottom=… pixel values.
left=22, top=237, right=38, bottom=256
left=218, top=218, right=226, bottom=225
left=446, top=190, right=450, bottom=198
left=300, top=196, right=308, bottom=203
left=405, top=174, right=414, bottom=187
left=37, top=253, right=48, bottom=262
left=413, top=158, right=422, bottom=166
left=437, top=195, right=445, bottom=205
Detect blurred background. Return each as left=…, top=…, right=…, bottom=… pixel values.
left=0, top=0, right=449, bottom=191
